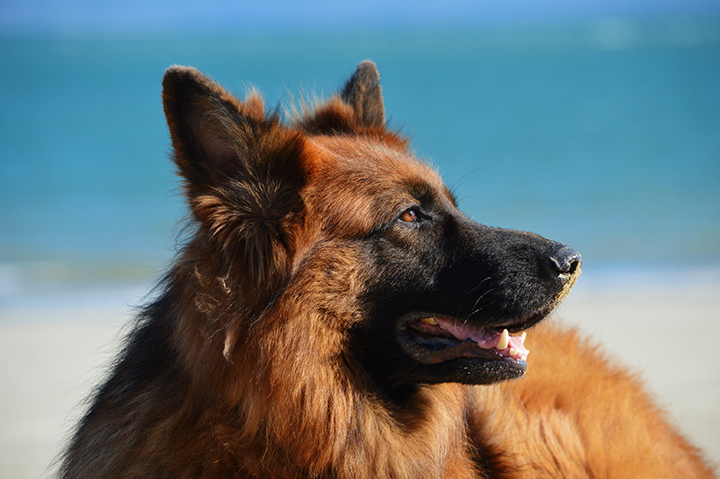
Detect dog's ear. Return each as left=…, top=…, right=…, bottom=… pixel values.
left=299, top=60, right=390, bottom=136
left=162, top=66, right=303, bottom=193
left=162, top=66, right=306, bottom=286
left=340, top=60, right=385, bottom=129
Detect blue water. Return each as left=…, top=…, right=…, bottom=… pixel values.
left=1, top=19, right=719, bottom=290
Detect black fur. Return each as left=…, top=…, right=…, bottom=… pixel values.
left=351, top=184, right=579, bottom=402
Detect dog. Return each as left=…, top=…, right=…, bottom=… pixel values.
left=59, top=61, right=715, bottom=478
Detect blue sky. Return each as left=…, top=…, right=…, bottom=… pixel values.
left=2, top=0, right=719, bottom=34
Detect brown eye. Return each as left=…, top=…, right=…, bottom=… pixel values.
left=400, top=208, right=418, bottom=223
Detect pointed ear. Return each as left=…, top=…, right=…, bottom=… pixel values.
left=340, top=60, right=385, bottom=129
left=162, top=66, right=267, bottom=194
left=162, top=66, right=307, bottom=286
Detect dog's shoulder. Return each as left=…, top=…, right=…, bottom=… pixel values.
left=466, top=322, right=715, bottom=478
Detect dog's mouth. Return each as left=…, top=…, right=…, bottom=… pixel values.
left=396, top=310, right=549, bottom=370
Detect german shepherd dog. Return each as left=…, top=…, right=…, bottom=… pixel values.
left=59, top=62, right=714, bottom=478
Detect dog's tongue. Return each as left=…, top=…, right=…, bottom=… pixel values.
left=435, top=317, right=529, bottom=361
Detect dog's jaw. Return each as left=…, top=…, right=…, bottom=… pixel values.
left=390, top=265, right=581, bottom=387
left=394, top=313, right=534, bottom=382
left=402, top=315, right=530, bottom=363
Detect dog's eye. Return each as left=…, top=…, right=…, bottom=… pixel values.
left=399, top=208, right=419, bottom=223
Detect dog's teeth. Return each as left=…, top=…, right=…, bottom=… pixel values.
left=509, top=348, right=519, bottom=357
left=496, top=329, right=509, bottom=350
left=422, top=317, right=438, bottom=326
left=520, top=332, right=527, bottom=344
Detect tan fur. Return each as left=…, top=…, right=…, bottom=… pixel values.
left=470, top=324, right=714, bottom=478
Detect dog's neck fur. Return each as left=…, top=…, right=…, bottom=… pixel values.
left=160, top=250, right=482, bottom=478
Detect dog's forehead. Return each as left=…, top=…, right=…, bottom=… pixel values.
left=300, top=136, right=454, bottom=235
left=306, top=136, right=448, bottom=195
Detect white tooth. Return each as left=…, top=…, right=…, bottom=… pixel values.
left=496, top=329, right=509, bottom=350
left=509, top=348, right=519, bottom=357
left=520, top=332, right=527, bottom=344
left=422, top=317, right=438, bottom=326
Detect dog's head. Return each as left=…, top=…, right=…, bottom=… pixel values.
left=162, top=61, right=580, bottom=402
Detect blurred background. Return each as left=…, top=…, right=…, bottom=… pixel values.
left=1, top=0, right=719, bottom=477
left=1, top=0, right=719, bottom=294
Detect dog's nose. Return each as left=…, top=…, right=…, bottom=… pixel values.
left=547, top=245, right=582, bottom=276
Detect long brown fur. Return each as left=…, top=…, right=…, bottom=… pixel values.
left=59, top=62, right=715, bottom=478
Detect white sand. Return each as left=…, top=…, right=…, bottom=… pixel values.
left=560, top=271, right=720, bottom=469
left=0, top=287, right=143, bottom=479
left=1, top=270, right=718, bottom=477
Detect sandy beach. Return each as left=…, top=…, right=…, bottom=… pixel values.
left=1, top=268, right=718, bottom=478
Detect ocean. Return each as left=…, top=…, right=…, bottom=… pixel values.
left=1, top=18, right=719, bottom=295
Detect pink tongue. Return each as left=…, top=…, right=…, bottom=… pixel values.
left=434, top=318, right=529, bottom=360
